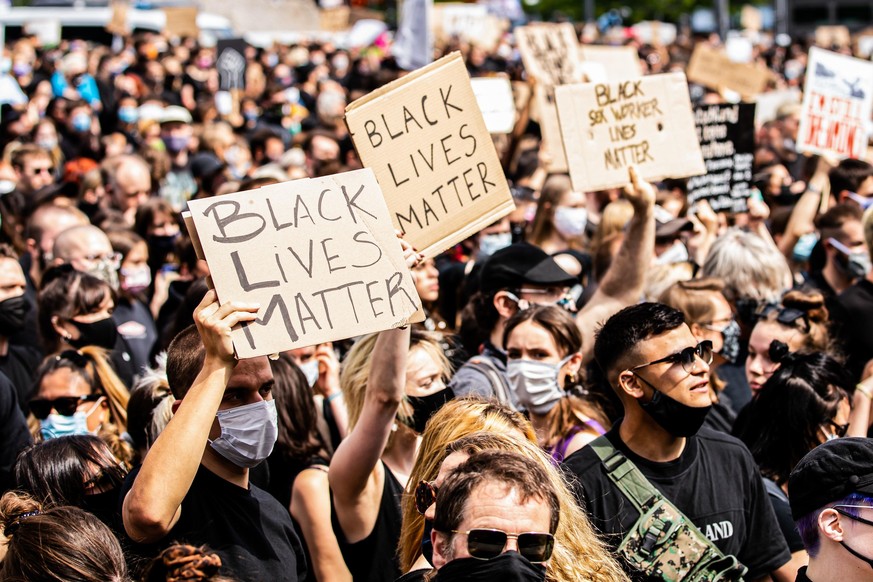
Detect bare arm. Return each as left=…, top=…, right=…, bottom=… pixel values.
left=291, top=467, right=353, bottom=582
left=777, top=156, right=834, bottom=259
left=328, top=326, right=410, bottom=543
left=576, top=166, right=655, bottom=364
left=122, top=291, right=259, bottom=543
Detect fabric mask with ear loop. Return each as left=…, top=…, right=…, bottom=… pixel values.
left=828, top=237, right=872, bottom=279
left=502, top=292, right=530, bottom=311
left=507, top=355, right=575, bottom=415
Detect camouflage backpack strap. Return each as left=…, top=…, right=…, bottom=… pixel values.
left=589, top=435, right=658, bottom=512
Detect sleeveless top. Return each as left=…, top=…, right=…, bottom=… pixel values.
left=334, top=461, right=404, bottom=582
left=549, top=418, right=607, bottom=463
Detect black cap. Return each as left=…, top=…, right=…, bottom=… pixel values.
left=788, top=438, right=873, bottom=520
left=190, top=153, right=225, bottom=180
left=479, top=242, right=576, bottom=295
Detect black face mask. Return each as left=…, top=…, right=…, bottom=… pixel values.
left=635, top=374, right=711, bottom=437
left=421, top=518, right=434, bottom=566
left=842, top=541, right=873, bottom=569
left=68, top=317, right=118, bottom=351
left=434, top=552, right=547, bottom=582
left=772, top=184, right=801, bottom=206
left=0, top=295, right=30, bottom=336
left=404, top=387, right=454, bottom=434
left=148, top=234, right=179, bottom=256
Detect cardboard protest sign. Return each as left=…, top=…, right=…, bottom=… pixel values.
left=345, top=52, right=514, bottom=258
left=555, top=72, right=706, bottom=192
left=687, top=103, right=756, bottom=213
left=578, top=45, right=642, bottom=80
left=516, top=23, right=583, bottom=172
left=740, top=6, right=762, bottom=31
left=631, top=21, right=676, bottom=46
left=320, top=6, right=351, bottom=32
left=754, top=89, right=802, bottom=126
left=163, top=7, right=199, bottom=38
left=797, top=48, right=873, bottom=160
left=216, top=39, right=247, bottom=92
left=107, top=1, right=129, bottom=35
left=471, top=76, right=516, bottom=134
left=185, top=169, right=422, bottom=358
left=687, top=44, right=771, bottom=98
left=432, top=3, right=503, bottom=51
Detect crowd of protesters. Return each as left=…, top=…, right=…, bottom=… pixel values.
left=0, top=13, right=871, bottom=582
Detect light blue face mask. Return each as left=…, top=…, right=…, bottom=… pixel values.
left=40, top=401, right=101, bottom=440
left=792, top=232, right=819, bottom=263
left=478, top=232, right=512, bottom=258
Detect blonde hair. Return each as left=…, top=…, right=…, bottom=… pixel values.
left=340, top=329, right=452, bottom=430
left=702, top=229, right=792, bottom=303
left=659, top=278, right=726, bottom=325
left=412, top=429, right=630, bottom=582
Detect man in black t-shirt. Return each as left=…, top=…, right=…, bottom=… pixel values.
left=122, top=290, right=306, bottom=581
left=563, top=302, right=790, bottom=581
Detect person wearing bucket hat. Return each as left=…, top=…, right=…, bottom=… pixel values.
left=789, top=438, right=873, bottom=581
left=449, top=166, right=656, bottom=410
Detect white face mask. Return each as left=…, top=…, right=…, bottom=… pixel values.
left=655, top=240, right=689, bottom=265
left=553, top=206, right=588, bottom=238
left=209, top=400, right=278, bottom=468
left=506, top=355, right=573, bottom=415
left=298, top=359, right=320, bottom=387
left=479, top=232, right=512, bottom=258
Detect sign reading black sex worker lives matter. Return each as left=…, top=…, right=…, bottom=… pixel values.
left=687, top=103, right=756, bottom=213
left=184, top=169, right=422, bottom=359
left=797, top=47, right=873, bottom=160
left=555, top=72, right=706, bottom=192
left=216, top=39, right=248, bottom=92
left=344, top=52, right=514, bottom=258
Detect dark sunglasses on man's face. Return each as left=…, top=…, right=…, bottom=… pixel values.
left=451, top=528, right=554, bottom=563
left=29, top=394, right=101, bottom=419
left=631, top=341, right=713, bottom=374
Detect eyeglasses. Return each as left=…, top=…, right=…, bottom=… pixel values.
left=415, top=480, right=438, bottom=515
left=756, top=303, right=810, bottom=333
left=29, top=394, right=101, bottom=419
left=631, top=341, right=713, bottom=374
left=450, top=528, right=554, bottom=563
left=834, top=506, right=873, bottom=527
left=826, top=420, right=849, bottom=438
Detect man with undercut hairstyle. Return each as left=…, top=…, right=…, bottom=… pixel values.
left=564, top=302, right=791, bottom=581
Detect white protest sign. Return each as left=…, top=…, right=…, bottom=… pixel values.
left=578, top=45, right=642, bottom=80
left=797, top=47, right=873, bottom=160
left=185, top=169, right=422, bottom=359
left=754, top=88, right=801, bottom=126
left=471, top=76, right=516, bottom=134
left=555, top=72, right=705, bottom=192
left=345, top=52, right=514, bottom=258
left=516, top=23, right=583, bottom=172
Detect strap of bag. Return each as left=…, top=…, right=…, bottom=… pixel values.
left=468, top=357, right=513, bottom=406
left=589, top=435, right=731, bottom=560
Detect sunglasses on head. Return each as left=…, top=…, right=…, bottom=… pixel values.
left=756, top=303, right=810, bottom=333
left=450, top=528, right=554, bottom=563
left=415, top=480, right=438, bottom=515
left=631, top=340, right=713, bottom=374
left=29, top=394, right=101, bottom=420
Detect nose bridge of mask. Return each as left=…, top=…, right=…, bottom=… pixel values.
left=215, top=399, right=276, bottom=436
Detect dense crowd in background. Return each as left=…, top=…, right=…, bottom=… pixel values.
left=0, top=17, right=870, bottom=582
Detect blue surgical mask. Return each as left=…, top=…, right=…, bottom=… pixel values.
left=298, top=359, right=319, bottom=387
left=209, top=400, right=278, bottom=468
left=829, top=237, right=872, bottom=279
left=793, top=232, right=819, bottom=262
left=72, top=112, right=92, bottom=133
left=39, top=399, right=102, bottom=440
left=118, top=106, right=139, bottom=124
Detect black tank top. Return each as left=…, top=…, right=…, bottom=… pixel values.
left=334, top=461, right=404, bottom=581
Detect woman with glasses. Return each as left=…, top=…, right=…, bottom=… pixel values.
left=13, top=434, right=128, bottom=532
left=734, top=351, right=853, bottom=575
left=660, top=278, right=740, bottom=432
left=28, top=347, right=132, bottom=467
left=401, top=430, right=628, bottom=582
left=502, top=304, right=610, bottom=462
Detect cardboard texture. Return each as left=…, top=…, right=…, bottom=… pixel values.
left=815, top=26, right=851, bottom=48
left=687, top=44, right=771, bottom=98
left=687, top=103, right=756, bottom=213
left=320, top=6, right=351, bottom=32
left=555, top=72, right=706, bottom=192
left=344, top=52, right=514, bottom=258
left=755, top=89, right=802, bottom=126
left=185, top=169, right=422, bottom=359
left=217, top=39, right=247, bottom=92
left=163, top=7, right=199, bottom=38
left=578, top=45, right=642, bottom=80
left=797, top=47, right=873, bottom=160
left=471, top=76, right=516, bottom=134
left=432, top=3, right=503, bottom=51
left=107, top=1, right=129, bottom=35
left=740, top=5, right=762, bottom=31
left=516, top=23, right=583, bottom=172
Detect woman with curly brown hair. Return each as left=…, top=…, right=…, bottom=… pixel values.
left=142, top=543, right=237, bottom=582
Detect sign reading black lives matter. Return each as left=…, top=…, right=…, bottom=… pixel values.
left=216, top=39, right=248, bottom=91
left=345, top=52, right=514, bottom=258
left=555, top=72, right=705, bottom=192
left=184, top=169, right=422, bottom=359
left=687, top=103, right=756, bottom=213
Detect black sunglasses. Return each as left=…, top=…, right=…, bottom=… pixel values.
left=756, top=303, right=810, bottom=333
left=29, top=394, right=101, bottom=420
left=826, top=420, right=849, bottom=438
left=415, top=480, right=438, bottom=515
left=450, top=528, right=554, bottom=563
left=631, top=340, right=713, bottom=374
